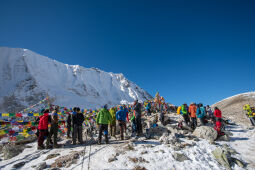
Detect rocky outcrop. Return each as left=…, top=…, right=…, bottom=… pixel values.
left=193, top=126, right=218, bottom=141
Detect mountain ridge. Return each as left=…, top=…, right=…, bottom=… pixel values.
left=0, top=47, right=152, bottom=112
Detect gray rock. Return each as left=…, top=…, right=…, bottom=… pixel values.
left=217, top=135, right=230, bottom=141
left=36, top=162, right=47, bottom=170
left=108, top=157, right=117, bottom=162
left=3, top=144, right=24, bottom=160
left=172, top=152, right=189, bottom=162
left=12, top=161, right=26, bottom=169
left=212, top=147, right=231, bottom=170
left=193, top=126, right=218, bottom=141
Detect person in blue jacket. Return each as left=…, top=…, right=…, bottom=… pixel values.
left=146, top=102, right=151, bottom=116
left=116, top=106, right=127, bottom=140
left=196, top=103, right=206, bottom=126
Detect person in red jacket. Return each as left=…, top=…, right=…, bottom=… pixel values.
left=213, top=107, right=224, bottom=135
left=37, top=109, right=49, bottom=150
left=214, top=107, right=222, bottom=118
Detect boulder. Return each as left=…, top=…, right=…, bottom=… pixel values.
left=146, top=125, right=168, bottom=139
left=172, top=152, right=189, bottom=162
left=159, top=133, right=178, bottom=145
left=217, top=134, right=230, bottom=141
left=193, top=126, right=217, bottom=141
left=212, top=147, right=231, bottom=170
left=2, top=144, right=24, bottom=160
left=36, top=162, right=47, bottom=170
left=51, top=152, right=81, bottom=168
left=12, top=161, right=26, bottom=169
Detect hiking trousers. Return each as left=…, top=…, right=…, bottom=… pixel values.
left=136, top=117, right=142, bottom=135
left=190, top=117, right=197, bottom=129
left=67, top=124, right=71, bottom=137
left=109, top=124, right=116, bottom=136
left=38, top=129, right=47, bottom=147
left=73, top=124, right=83, bottom=144
left=250, top=117, right=255, bottom=126
left=98, top=124, right=109, bottom=144
left=118, top=120, right=126, bottom=140
left=46, top=123, right=58, bottom=146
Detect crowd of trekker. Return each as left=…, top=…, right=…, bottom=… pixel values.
left=37, top=100, right=143, bottom=149
left=177, top=103, right=225, bottom=135
left=37, top=100, right=254, bottom=150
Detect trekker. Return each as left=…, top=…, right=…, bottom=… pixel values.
left=214, top=107, right=224, bottom=135
left=196, top=103, right=206, bottom=126
left=66, top=111, right=72, bottom=138
left=206, top=105, right=213, bottom=118
left=37, top=109, right=49, bottom=150
left=181, top=103, right=190, bottom=125
left=116, top=106, right=127, bottom=140
left=188, top=103, right=197, bottom=130
left=133, top=100, right=143, bottom=136
left=96, top=104, right=112, bottom=144
left=243, top=104, right=255, bottom=126
left=123, top=105, right=129, bottom=134
left=46, top=106, right=60, bottom=148
left=146, top=102, right=151, bottom=116
left=72, top=107, right=85, bottom=145
left=109, top=107, right=117, bottom=138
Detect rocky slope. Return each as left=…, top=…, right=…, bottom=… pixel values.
left=0, top=47, right=152, bottom=112
left=212, top=92, right=255, bottom=126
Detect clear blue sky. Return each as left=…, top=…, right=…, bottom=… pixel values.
left=0, top=0, right=255, bottom=105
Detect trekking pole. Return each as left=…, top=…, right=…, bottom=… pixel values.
left=87, top=138, right=92, bottom=170
left=81, top=130, right=88, bottom=170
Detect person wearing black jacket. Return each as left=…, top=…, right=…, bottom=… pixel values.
left=72, top=107, right=85, bottom=145
left=66, top=111, right=72, bottom=138
left=133, top=100, right=142, bottom=136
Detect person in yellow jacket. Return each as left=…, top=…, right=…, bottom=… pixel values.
left=177, top=106, right=182, bottom=114
left=109, top=107, right=117, bottom=138
left=243, top=104, right=255, bottom=126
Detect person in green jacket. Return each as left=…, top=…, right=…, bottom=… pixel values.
left=109, top=107, right=117, bottom=138
left=243, top=104, right=255, bottom=126
left=96, top=104, right=112, bottom=144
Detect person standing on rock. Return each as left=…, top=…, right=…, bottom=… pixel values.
left=123, top=105, right=129, bottom=134
left=188, top=103, right=197, bottom=130
left=133, top=100, right=143, bottom=136
left=181, top=103, right=190, bottom=126
left=243, top=104, right=255, bottom=126
left=46, top=106, right=60, bottom=148
left=146, top=101, right=151, bottom=116
left=109, top=107, right=117, bottom=138
left=196, top=103, right=206, bottom=126
left=116, top=106, right=127, bottom=140
left=213, top=107, right=224, bottom=135
left=37, top=109, right=50, bottom=150
left=72, top=107, right=85, bottom=145
left=96, top=104, right=112, bottom=144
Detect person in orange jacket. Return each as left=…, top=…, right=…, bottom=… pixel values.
left=188, top=103, right=197, bottom=130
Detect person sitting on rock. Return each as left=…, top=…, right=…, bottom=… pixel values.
left=96, top=104, right=112, bottom=144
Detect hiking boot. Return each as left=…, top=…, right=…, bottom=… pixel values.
left=37, top=145, right=45, bottom=150
left=46, top=145, right=53, bottom=149
left=53, top=144, right=61, bottom=148
left=98, top=141, right=101, bottom=145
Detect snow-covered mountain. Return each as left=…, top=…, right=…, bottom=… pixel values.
left=0, top=47, right=152, bottom=112
left=212, top=92, right=255, bottom=126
